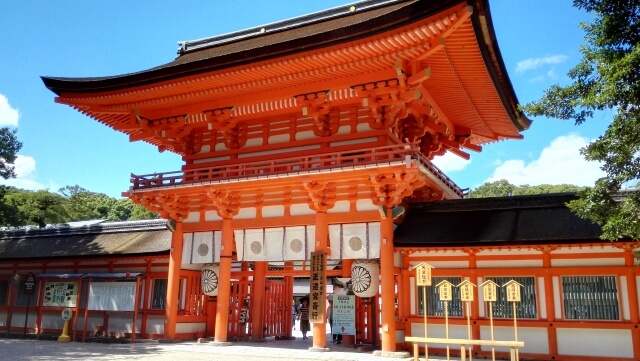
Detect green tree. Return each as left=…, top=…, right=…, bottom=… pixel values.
left=59, top=185, right=115, bottom=221
left=522, top=0, right=640, bottom=240
left=5, top=189, right=69, bottom=228
left=468, top=180, right=586, bottom=198
left=0, top=128, right=22, bottom=180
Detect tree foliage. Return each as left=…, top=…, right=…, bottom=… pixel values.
left=521, top=0, right=640, bottom=240
left=0, top=185, right=158, bottom=229
left=468, top=180, right=586, bottom=198
left=0, top=128, right=22, bottom=180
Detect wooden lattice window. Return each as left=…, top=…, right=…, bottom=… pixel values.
left=485, top=276, right=537, bottom=319
left=151, top=279, right=168, bottom=310
left=562, top=276, right=619, bottom=320
left=418, top=277, right=463, bottom=317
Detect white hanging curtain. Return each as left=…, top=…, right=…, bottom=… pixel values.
left=283, top=225, right=308, bottom=261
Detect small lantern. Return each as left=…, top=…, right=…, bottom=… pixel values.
left=351, top=259, right=379, bottom=298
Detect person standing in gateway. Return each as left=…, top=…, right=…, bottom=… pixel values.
left=298, top=298, right=310, bottom=340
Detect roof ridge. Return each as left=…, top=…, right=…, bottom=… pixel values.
left=0, top=219, right=169, bottom=239
left=177, top=0, right=407, bottom=56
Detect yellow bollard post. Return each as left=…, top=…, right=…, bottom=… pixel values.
left=58, top=308, right=72, bottom=343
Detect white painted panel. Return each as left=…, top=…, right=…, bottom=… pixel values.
left=620, top=276, right=630, bottom=320
left=295, top=130, right=315, bottom=141
left=193, top=155, right=229, bottom=164
left=552, top=245, right=622, bottom=254
left=556, top=328, right=633, bottom=358
left=146, top=315, right=165, bottom=335
left=262, top=205, right=285, bottom=218
left=395, top=329, right=404, bottom=343
left=268, top=134, right=289, bottom=145
left=183, top=211, right=200, bottom=223
left=477, top=249, right=542, bottom=256
left=551, top=258, right=624, bottom=267
left=394, top=251, right=402, bottom=268
left=355, top=198, right=377, bottom=212
left=329, top=137, right=377, bottom=147
left=215, top=143, right=228, bottom=151
left=356, top=123, right=370, bottom=132
left=197, top=145, right=210, bottom=154
left=411, top=322, right=468, bottom=339
left=205, top=210, right=221, bottom=221
left=328, top=200, right=350, bottom=213
left=235, top=207, right=256, bottom=219
left=245, top=137, right=262, bottom=147
left=176, top=322, right=206, bottom=333
left=238, top=144, right=318, bottom=158
left=409, top=250, right=468, bottom=257
left=290, top=203, right=314, bottom=216
left=477, top=276, right=485, bottom=318
left=477, top=259, right=542, bottom=268
left=410, top=278, right=416, bottom=315
left=480, top=326, right=548, bottom=354
left=553, top=276, right=562, bottom=319
left=537, top=277, right=547, bottom=319
left=336, top=125, right=350, bottom=135
left=415, top=261, right=469, bottom=269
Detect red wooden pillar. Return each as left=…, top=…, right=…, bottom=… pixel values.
left=380, top=207, right=396, bottom=351
left=284, top=261, right=294, bottom=339
left=542, top=247, right=558, bottom=357
left=164, top=220, right=183, bottom=339
left=214, top=217, right=234, bottom=342
left=251, top=261, right=267, bottom=341
left=311, top=211, right=328, bottom=349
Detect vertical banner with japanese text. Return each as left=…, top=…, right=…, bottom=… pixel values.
left=309, top=251, right=326, bottom=323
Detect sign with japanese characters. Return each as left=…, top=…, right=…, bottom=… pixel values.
left=504, top=280, right=522, bottom=302
left=436, top=280, right=453, bottom=301
left=415, top=263, right=433, bottom=286
left=309, top=251, right=326, bottom=323
left=43, top=281, right=78, bottom=308
left=88, top=282, right=137, bottom=311
left=333, top=293, right=355, bottom=335
left=481, top=280, right=499, bottom=302
left=458, top=280, right=476, bottom=302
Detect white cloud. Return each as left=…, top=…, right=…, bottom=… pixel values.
left=432, top=152, right=471, bottom=172
left=485, top=133, right=604, bottom=186
left=0, top=94, right=19, bottom=126
left=516, top=55, right=568, bottom=74
left=0, top=155, right=55, bottom=191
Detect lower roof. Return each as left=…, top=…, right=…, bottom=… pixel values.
left=394, top=193, right=605, bottom=247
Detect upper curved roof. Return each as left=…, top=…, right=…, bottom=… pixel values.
left=41, top=0, right=531, bottom=151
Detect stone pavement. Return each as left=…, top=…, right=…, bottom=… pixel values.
left=0, top=327, right=448, bottom=361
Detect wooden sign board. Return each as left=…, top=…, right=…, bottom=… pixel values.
left=309, top=251, right=326, bottom=323
left=481, top=280, right=498, bottom=302
left=436, top=280, right=452, bottom=301
left=504, top=280, right=522, bottom=302
left=458, top=280, right=476, bottom=302
left=415, top=263, right=433, bottom=286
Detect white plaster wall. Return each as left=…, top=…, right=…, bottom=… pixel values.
left=262, top=205, right=285, bottom=218
left=235, top=207, right=257, bottom=219
left=105, top=314, right=143, bottom=334
left=355, top=199, right=377, bottom=212
left=146, top=315, right=164, bottom=335
left=237, top=144, right=318, bottom=158
left=476, top=249, right=541, bottom=256
left=480, top=326, right=548, bottom=354
left=295, top=130, right=315, bottom=141
left=620, top=275, right=630, bottom=320
left=290, top=203, right=315, bottom=216
left=476, top=259, right=542, bottom=268
left=327, top=200, right=350, bottom=214
left=192, top=155, right=228, bottom=164
left=552, top=276, right=562, bottom=320
left=409, top=250, right=468, bottom=258
left=556, top=328, right=633, bottom=358
left=537, top=276, right=547, bottom=319
left=205, top=210, right=222, bottom=222
left=329, top=137, right=377, bottom=147
left=417, top=261, right=469, bottom=269
left=183, top=211, right=200, bottom=223
left=551, top=258, right=624, bottom=267
left=552, top=246, right=622, bottom=254
left=176, top=322, right=206, bottom=333
left=411, top=322, right=469, bottom=339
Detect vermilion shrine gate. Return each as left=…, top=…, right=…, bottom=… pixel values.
left=42, top=0, right=530, bottom=352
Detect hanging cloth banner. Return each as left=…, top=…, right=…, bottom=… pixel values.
left=182, top=231, right=222, bottom=265
left=235, top=225, right=316, bottom=262
left=329, top=222, right=380, bottom=260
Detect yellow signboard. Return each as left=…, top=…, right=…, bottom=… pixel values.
left=481, top=280, right=499, bottom=302
left=436, top=280, right=453, bottom=301
left=457, top=280, right=476, bottom=302
left=504, top=280, right=522, bottom=302
left=414, top=262, right=433, bottom=286
left=309, top=251, right=327, bottom=323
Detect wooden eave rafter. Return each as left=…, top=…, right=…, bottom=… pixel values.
left=44, top=0, right=530, bottom=157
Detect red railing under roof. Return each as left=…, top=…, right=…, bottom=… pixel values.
left=128, top=144, right=464, bottom=198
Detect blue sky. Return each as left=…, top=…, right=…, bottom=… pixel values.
left=0, top=0, right=610, bottom=198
